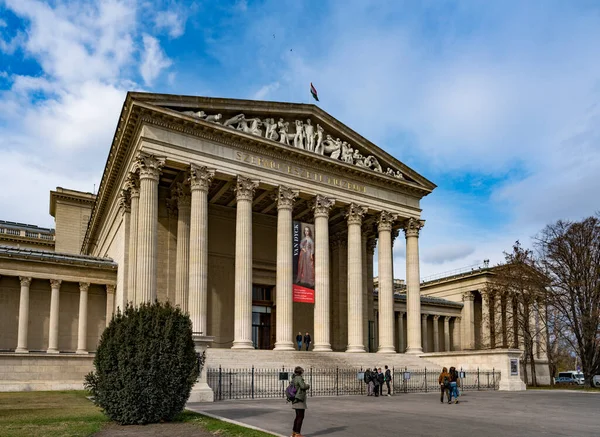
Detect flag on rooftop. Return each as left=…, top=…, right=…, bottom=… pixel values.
left=310, top=82, right=319, bottom=102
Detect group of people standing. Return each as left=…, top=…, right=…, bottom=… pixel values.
left=296, top=332, right=311, bottom=351
left=438, top=366, right=461, bottom=404
left=364, top=366, right=392, bottom=397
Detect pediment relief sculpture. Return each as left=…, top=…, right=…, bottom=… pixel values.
left=178, top=109, right=407, bottom=180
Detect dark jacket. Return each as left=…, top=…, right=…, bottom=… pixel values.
left=385, top=369, right=392, bottom=382
left=377, top=372, right=385, bottom=384
left=296, top=334, right=302, bottom=342
left=292, top=374, right=310, bottom=403
left=364, top=370, right=372, bottom=384
left=304, top=335, right=311, bottom=344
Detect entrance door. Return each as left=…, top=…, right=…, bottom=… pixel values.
left=252, top=306, right=272, bottom=349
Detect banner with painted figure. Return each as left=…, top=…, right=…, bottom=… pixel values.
left=292, top=221, right=315, bottom=303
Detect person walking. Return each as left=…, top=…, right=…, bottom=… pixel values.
left=364, top=368, right=373, bottom=396
left=448, top=366, right=460, bottom=404
left=384, top=365, right=392, bottom=396
left=296, top=332, right=303, bottom=351
left=377, top=367, right=385, bottom=396
left=291, top=366, right=310, bottom=437
left=303, top=332, right=311, bottom=351
left=438, top=367, right=451, bottom=403
left=372, top=365, right=380, bottom=397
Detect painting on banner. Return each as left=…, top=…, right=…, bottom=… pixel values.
left=293, top=221, right=315, bottom=303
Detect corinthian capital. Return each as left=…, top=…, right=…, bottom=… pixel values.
left=312, top=194, right=335, bottom=218
left=189, top=164, right=215, bottom=192
left=19, top=277, right=32, bottom=287
left=462, top=291, right=474, bottom=302
left=134, top=152, right=165, bottom=181
left=402, top=217, right=425, bottom=238
left=172, top=179, right=191, bottom=210
left=377, top=211, right=398, bottom=232
left=235, top=176, right=259, bottom=201
left=119, top=188, right=131, bottom=213
left=50, top=279, right=62, bottom=289
left=125, top=172, right=140, bottom=197
left=79, top=282, right=90, bottom=293
left=275, top=186, right=298, bottom=210
left=346, top=203, right=368, bottom=226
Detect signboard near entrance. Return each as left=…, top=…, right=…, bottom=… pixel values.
left=292, top=221, right=315, bottom=304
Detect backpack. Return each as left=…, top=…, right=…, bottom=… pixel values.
left=443, top=375, right=450, bottom=387
left=285, top=381, right=297, bottom=402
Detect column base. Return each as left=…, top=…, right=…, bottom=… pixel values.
left=231, top=340, right=254, bottom=350
left=188, top=381, right=215, bottom=402
left=313, top=344, right=332, bottom=352
left=14, top=348, right=29, bottom=354
left=346, top=345, right=366, bottom=353
left=377, top=346, right=396, bottom=354
left=405, top=346, right=423, bottom=354
left=76, top=349, right=89, bottom=355
left=46, top=348, right=59, bottom=354
left=273, top=342, right=295, bottom=351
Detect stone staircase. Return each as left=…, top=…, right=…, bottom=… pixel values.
left=205, top=348, right=438, bottom=371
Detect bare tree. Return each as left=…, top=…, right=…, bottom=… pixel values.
left=535, top=215, right=600, bottom=387
left=486, top=241, right=548, bottom=386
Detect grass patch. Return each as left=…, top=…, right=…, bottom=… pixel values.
left=177, top=410, right=277, bottom=436
left=0, top=391, right=108, bottom=437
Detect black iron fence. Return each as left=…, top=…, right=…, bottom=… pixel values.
left=207, top=366, right=500, bottom=401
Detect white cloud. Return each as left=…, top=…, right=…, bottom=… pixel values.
left=154, top=10, right=185, bottom=38
left=252, top=82, right=280, bottom=100
left=140, top=34, right=172, bottom=86
left=422, top=244, right=476, bottom=265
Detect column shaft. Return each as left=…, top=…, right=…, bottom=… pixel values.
left=232, top=177, right=258, bottom=349
left=175, top=182, right=191, bottom=312
left=127, top=177, right=140, bottom=306
left=346, top=204, right=367, bottom=352
left=404, top=218, right=424, bottom=354
left=444, top=316, right=451, bottom=352
left=366, top=238, right=376, bottom=352
left=397, top=312, right=405, bottom=353
left=338, top=239, right=348, bottom=349
left=361, top=233, right=368, bottom=351
left=453, top=317, right=462, bottom=350
left=106, top=285, right=116, bottom=327
left=77, top=283, right=90, bottom=354
left=274, top=187, right=298, bottom=351
left=421, top=314, right=429, bottom=352
left=330, top=235, right=340, bottom=350
left=481, top=291, right=491, bottom=349
left=47, top=279, right=62, bottom=354
left=433, top=315, right=440, bottom=352
left=313, top=196, right=334, bottom=351
left=377, top=211, right=396, bottom=353
left=16, top=277, right=32, bottom=353
left=135, top=153, right=164, bottom=304
left=119, top=190, right=131, bottom=310
left=188, top=166, right=214, bottom=334
left=462, top=292, right=475, bottom=349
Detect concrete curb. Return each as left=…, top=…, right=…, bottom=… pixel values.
left=187, top=409, right=287, bottom=437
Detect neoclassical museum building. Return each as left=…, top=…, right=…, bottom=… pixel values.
left=0, top=93, right=541, bottom=391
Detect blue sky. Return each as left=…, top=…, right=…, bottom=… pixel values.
left=1, top=0, right=599, bottom=278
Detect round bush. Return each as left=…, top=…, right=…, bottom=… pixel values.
left=85, top=301, right=199, bottom=425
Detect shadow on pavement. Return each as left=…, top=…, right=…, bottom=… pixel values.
left=310, top=426, right=348, bottom=436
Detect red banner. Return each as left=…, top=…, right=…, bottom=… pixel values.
left=293, top=285, right=315, bottom=303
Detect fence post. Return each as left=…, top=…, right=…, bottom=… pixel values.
left=229, top=370, right=232, bottom=400
left=310, top=367, right=313, bottom=397
left=404, top=366, right=408, bottom=393
left=218, top=365, right=222, bottom=401
left=493, top=368, right=496, bottom=390
left=477, top=368, right=480, bottom=391
left=425, top=367, right=428, bottom=393
left=251, top=365, right=255, bottom=399
left=336, top=367, right=339, bottom=396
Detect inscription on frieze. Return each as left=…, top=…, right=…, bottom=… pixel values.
left=235, top=151, right=367, bottom=193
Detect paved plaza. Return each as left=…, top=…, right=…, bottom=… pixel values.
left=188, top=391, right=600, bottom=437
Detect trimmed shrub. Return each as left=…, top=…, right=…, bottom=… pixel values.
left=84, top=301, right=200, bottom=425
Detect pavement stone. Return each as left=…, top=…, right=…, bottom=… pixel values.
left=187, top=390, right=600, bottom=437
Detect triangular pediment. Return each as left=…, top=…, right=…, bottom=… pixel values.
left=128, top=92, right=436, bottom=193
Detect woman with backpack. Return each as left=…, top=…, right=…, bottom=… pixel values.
left=438, top=367, right=451, bottom=403
left=290, top=366, right=310, bottom=437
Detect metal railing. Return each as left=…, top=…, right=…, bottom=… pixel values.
left=207, top=366, right=499, bottom=401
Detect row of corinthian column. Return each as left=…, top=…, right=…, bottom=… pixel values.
left=121, top=152, right=425, bottom=353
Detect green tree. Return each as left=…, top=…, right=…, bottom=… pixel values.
left=84, top=301, right=200, bottom=424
